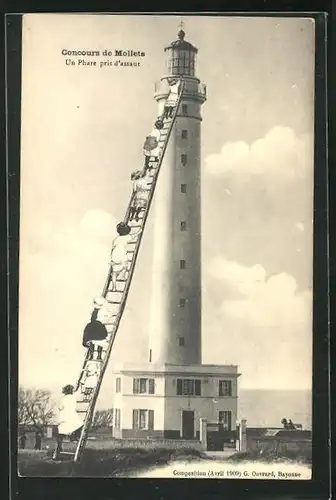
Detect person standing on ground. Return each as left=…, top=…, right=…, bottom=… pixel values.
left=34, top=430, right=42, bottom=450
left=52, top=384, right=84, bottom=460
left=19, top=432, right=27, bottom=449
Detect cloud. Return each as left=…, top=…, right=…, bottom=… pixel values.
left=208, top=256, right=311, bottom=328
left=203, top=257, right=312, bottom=389
left=205, top=126, right=312, bottom=182
left=202, top=126, right=314, bottom=291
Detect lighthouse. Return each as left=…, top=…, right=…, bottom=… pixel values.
left=112, top=28, right=240, bottom=440
left=148, top=28, right=205, bottom=366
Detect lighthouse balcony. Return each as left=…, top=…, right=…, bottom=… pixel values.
left=154, top=78, right=206, bottom=103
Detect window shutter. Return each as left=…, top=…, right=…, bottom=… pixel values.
left=195, top=379, right=201, bottom=396
left=177, top=379, right=182, bottom=395
left=148, top=410, right=154, bottom=431
left=133, top=409, right=139, bottom=430
left=148, top=379, right=155, bottom=394
left=133, top=378, right=139, bottom=394
left=227, top=411, right=232, bottom=431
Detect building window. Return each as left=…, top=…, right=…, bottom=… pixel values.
left=180, top=221, right=187, bottom=231
left=132, top=409, right=154, bottom=430
left=218, top=411, right=232, bottom=430
left=133, top=378, right=155, bottom=395
left=179, top=298, right=186, bottom=307
left=181, top=154, right=187, bottom=165
left=178, top=337, right=185, bottom=347
left=182, top=104, right=188, bottom=115
left=115, top=409, right=121, bottom=429
left=181, top=184, right=187, bottom=194
left=176, top=378, right=202, bottom=396
left=115, top=377, right=121, bottom=393
left=139, top=378, right=147, bottom=393
left=180, top=259, right=186, bottom=269
left=181, top=129, right=188, bottom=139
left=219, top=380, right=232, bottom=397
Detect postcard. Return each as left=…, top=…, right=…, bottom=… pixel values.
left=17, top=13, right=315, bottom=479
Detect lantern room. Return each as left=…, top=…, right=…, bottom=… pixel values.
left=164, top=29, right=198, bottom=77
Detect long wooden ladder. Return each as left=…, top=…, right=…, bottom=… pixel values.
left=70, top=80, right=185, bottom=463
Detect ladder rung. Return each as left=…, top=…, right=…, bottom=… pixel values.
left=59, top=452, right=76, bottom=458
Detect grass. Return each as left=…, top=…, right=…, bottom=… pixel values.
left=18, top=446, right=205, bottom=477
left=227, top=448, right=312, bottom=465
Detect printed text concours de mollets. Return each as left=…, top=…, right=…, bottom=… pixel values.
left=62, top=49, right=146, bottom=68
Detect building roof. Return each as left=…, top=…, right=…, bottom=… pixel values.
left=164, top=30, right=198, bottom=53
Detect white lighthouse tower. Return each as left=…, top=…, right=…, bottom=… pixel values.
left=148, top=28, right=204, bottom=366
left=112, top=28, right=240, bottom=441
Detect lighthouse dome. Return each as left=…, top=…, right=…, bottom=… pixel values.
left=164, top=29, right=198, bottom=53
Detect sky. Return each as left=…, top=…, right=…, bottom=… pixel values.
left=18, top=14, right=315, bottom=403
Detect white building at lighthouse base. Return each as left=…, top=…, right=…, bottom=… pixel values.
left=111, top=363, right=240, bottom=439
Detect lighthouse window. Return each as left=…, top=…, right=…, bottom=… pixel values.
left=180, top=221, right=187, bottom=231
left=133, top=409, right=154, bottom=431
left=133, top=378, right=155, bottom=394
left=218, top=411, right=232, bottom=430
left=181, top=154, right=187, bottom=165
left=178, top=337, right=185, bottom=346
left=181, top=130, right=188, bottom=139
left=180, top=259, right=186, bottom=269
left=172, top=57, right=180, bottom=74
left=219, top=380, right=232, bottom=397
left=179, top=298, right=186, bottom=307
left=176, top=378, right=202, bottom=396
left=183, top=380, right=194, bottom=395
left=181, top=184, right=187, bottom=193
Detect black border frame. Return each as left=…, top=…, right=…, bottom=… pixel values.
left=4, top=6, right=332, bottom=500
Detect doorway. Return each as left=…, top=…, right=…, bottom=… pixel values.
left=182, top=410, right=194, bottom=439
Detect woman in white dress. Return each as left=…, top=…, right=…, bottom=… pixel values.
left=143, top=122, right=161, bottom=172
left=81, top=361, right=100, bottom=400
left=163, top=78, right=181, bottom=119
left=129, top=170, right=152, bottom=222
left=53, top=384, right=84, bottom=459
left=110, top=222, right=142, bottom=292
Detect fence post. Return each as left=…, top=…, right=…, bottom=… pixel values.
left=239, top=418, right=247, bottom=452
left=200, top=418, right=207, bottom=451
left=235, top=421, right=240, bottom=451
